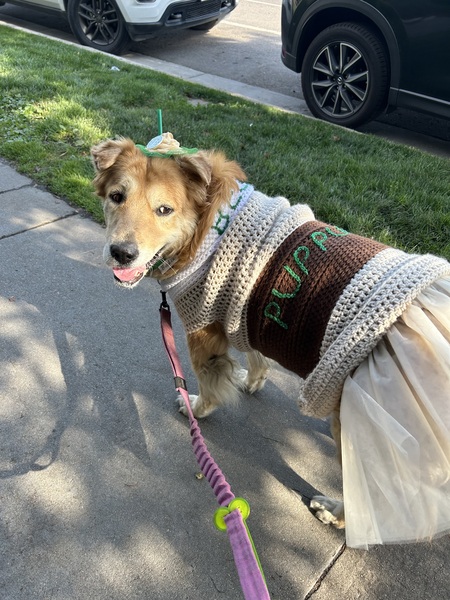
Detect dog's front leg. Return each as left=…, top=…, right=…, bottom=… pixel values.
left=244, top=350, right=270, bottom=393
left=179, top=322, right=245, bottom=418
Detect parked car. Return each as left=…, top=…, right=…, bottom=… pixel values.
left=0, top=0, right=238, bottom=54
left=281, top=0, right=450, bottom=128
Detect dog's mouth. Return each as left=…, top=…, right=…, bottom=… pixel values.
left=112, top=254, right=164, bottom=288
left=113, top=265, right=147, bottom=287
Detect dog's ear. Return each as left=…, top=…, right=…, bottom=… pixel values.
left=176, top=151, right=246, bottom=198
left=175, top=152, right=213, bottom=187
left=91, top=139, right=128, bottom=172
left=175, top=149, right=247, bottom=264
left=204, top=151, right=247, bottom=207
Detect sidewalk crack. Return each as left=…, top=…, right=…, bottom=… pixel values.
left=304, top=542, right=346, bottom=599
left=0, top=211, right=79, bottom=240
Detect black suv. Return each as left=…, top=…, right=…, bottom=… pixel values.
left=281, top=0, right=450, bottom=127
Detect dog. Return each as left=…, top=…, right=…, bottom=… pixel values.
left=91, top=135, right=450, bottom=548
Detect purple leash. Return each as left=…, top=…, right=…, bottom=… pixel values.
left=159, top=292, right=271, bottom=600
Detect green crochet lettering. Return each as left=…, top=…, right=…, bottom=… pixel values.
left=326, top=226, right=349, bottom=237
left=212, top=210, right=230, bottom=235
left=293, top=245, right=309, bottom=275
left=230, top=183, right=248, bottom=209
left=272, top=266, right=302, bottom=299
left=264, top=302, right=288, bottom=330
left=211, top=183, right=248, bottom=235
left=311, top=231, right=328, bottom=251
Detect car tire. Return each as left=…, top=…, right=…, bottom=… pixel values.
left=67, top=0, right=131, bottom=55
left=301, top=22, right=389, bottom=128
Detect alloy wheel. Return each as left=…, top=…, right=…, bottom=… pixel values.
left=310, top=41, right=369, bottom=120
left=77, top=0, right=121, bottom=46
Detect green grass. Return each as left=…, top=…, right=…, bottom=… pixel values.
left=0, top=25, right=449, bottom=258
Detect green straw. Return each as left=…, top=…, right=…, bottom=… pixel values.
left=135, top=109, right=198, bottom=157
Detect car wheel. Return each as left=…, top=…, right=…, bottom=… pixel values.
left=67, top=0, right=131, bottom=55
left=301, top=22, right=389, bottom=128
left=190, top=19, right=219, bottom=31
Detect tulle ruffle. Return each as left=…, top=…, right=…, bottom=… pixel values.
left=340, top=277, right=450, bottom=548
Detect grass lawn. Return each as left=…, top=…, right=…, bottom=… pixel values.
left=0, top=25, right=449, bottom=259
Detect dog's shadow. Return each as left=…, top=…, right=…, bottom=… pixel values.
left=0, top=251, right=161, bottom=479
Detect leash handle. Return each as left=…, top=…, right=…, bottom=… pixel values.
left=159, top=293, right=271, bottom=600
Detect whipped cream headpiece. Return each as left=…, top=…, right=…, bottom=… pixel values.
left=136, top=132, right=198, bottom=158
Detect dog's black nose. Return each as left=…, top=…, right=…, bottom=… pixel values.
left=110, top=242, right=139, bottom=265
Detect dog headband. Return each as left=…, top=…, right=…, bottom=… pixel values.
left=136, top=132, right=198, bottom=158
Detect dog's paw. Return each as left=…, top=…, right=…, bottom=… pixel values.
left=236, top=368, right=267, bottom=394
left=177, top=394, right=216, bottom=419
left=310, top=495, right=345, bottom=529
left=245, top=372, right=268, bottom=394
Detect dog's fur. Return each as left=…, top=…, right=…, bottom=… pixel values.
left=92, top=138, right=347, bottom=529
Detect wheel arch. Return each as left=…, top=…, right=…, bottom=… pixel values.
left=292, top=1, right=401, bottom=107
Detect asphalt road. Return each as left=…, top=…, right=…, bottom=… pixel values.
left=1, top=0, right=450, bottom=156
left=132, top=0, right=302, bottom=99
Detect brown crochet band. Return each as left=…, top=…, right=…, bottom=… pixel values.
left=247, top=220, right=387, bottom=378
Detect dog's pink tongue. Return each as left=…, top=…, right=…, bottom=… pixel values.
left=113, top=266, right=145, bottom=282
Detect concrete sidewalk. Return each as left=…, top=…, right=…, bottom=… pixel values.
left=0, top=160, right=448, bottom=600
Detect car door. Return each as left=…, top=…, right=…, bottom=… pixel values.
left=396, top=0, right=450, bottom=103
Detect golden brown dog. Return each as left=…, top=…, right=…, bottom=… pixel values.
left=91, top=137, right=271, bottom=414
left=91, top=137, right=450, bottom=546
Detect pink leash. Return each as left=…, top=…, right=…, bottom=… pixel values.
left=159, top=292, right=271, bottom=600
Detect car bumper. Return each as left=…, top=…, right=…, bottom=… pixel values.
left=126, top=0, right=237, bottom=41
left=281, top=46, right=297, bottom=72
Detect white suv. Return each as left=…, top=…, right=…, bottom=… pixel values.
left=1, top=0, right=238, bottom=54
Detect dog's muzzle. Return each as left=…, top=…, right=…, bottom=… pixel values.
left=110, top=246, right=165, bottom=288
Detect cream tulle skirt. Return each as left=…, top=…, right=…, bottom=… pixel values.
left=340, top=277, right=450, bottom=549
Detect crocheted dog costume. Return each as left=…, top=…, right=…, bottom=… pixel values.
left=161, top=183, right=450, bottom=419
left=159, top=174, right=450, bottom=548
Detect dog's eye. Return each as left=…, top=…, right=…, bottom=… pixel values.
left=156, top=205, right=174, bottom=216
left=109, top=191, right=125, bottom=204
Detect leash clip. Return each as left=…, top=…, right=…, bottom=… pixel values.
left=160, top=290, right=170, bottom=312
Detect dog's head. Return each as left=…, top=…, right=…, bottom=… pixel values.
left=91, top=137, right=246, bottom=288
